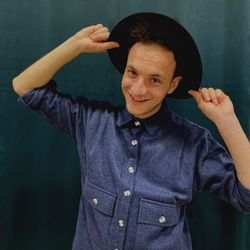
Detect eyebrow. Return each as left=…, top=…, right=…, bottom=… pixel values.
left=126, top=65, right=164, bottom=79
left=126, top=65, right=136, bottom=71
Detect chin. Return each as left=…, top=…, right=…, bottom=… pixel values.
left=128, top=101, right=162, bottom=118
left=126, top=106, right=149, bottom=118
left=126, top=104, right=141, bottom=116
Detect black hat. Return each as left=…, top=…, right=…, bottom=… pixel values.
left=108, top=12, right=202, bottom=99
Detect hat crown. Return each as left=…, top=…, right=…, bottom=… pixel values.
left=108, top=12, right=202, bottom=99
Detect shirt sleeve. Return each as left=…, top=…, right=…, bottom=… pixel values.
left=193, top=129, right=250, bottom=213
left=17, top=80, right=89, bottom=143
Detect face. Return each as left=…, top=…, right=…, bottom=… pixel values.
left=121, top=42, right=182, bottom=119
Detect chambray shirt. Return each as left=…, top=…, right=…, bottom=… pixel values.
left=18, top=80, right=250, bottom=250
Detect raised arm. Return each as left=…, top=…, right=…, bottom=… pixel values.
left=12, top=24, right=119, bottom=96
left=189, top=88, right=250, bottom=189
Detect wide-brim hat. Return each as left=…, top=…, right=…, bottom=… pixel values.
left=108, top=12, right=202, bottom=99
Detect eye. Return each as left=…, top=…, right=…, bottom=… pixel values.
left=150, top=78, right=161, bottom=84
left=127, top=69, right=137, bottom=78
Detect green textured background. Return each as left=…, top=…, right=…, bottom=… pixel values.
left=1, top=0, right=250, bottom=249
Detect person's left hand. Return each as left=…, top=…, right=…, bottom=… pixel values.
left=188, top=88, right=235, bottom=124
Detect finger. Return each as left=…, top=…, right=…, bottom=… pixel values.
left=85, top=24, right=104, bottom=36
left=200, top=88, right=211, bottom=102
left=215, top=88, right=223, bottom=96
left=208, top=87, right=219, bottom=105
left=215, top=88, right=227, bottom=103
left=91, top=27, right=109, bottom=36
left=92, top=23, right=104, bottom=30
left=91, top=31, right=110, bottom=42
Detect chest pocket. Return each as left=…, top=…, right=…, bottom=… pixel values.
left=138, top=198, right=181, bottom=227
left=83, top=179, right=116, bottom=216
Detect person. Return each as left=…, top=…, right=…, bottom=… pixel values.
left=12, top=12, right=250, bottom=250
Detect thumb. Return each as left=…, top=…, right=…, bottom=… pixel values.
left=98, top=41, right=120, bottom=51
left=188, top=89, right=202, bottom=104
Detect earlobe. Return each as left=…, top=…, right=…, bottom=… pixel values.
left=167, top=76, right=182, bottom=94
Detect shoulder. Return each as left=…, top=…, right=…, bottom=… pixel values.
left=169, top=111, right=207, bottom=132
left=168, top=111, right=211, bottom=142
left=169, top=111, right=229, bottom=153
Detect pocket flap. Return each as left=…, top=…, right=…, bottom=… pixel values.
left=83, top=180, right=116, bottom=216
left=138, top=198, right=181, bottom=227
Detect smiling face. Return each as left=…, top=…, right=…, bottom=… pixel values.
left=121, top=42, right=182, bottom=119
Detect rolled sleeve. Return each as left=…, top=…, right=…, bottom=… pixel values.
left=235, top=181, right=250, bottom=212
left=193, top=129, right=250, bottom=213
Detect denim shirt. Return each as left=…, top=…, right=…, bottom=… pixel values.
left=18, top=81, right=250, bottom=250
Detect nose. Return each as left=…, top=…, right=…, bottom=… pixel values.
left=131, top=77, right=147, bottom=96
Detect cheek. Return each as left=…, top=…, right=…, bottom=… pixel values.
left=121, top=77, right=131, bottom=91
left=152, top=88, right=169, bottom=100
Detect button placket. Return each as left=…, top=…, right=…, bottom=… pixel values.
left=108, top=130, right=139, bottom=249
left=110, top=159, right=136, bottom=249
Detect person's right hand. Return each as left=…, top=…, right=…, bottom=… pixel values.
left=74, top=24, right=119, bottom=53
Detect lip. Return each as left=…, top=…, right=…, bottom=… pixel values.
left=128, top=92, right=149, bottom=104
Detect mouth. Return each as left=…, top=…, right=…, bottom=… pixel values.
left=128, top=92, right=149, bottom=103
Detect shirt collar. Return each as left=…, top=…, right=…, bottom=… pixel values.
left=117, top=100, right=170, bottom=136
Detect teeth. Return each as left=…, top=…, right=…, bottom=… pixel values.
left=133, top=97, right=146, bottom=102
left=129, top=93, right=147, bottom=102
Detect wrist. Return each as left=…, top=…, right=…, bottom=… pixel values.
left=214, top=113, right=240, bottom=131
left=62, top=35, right=83, bottom=58
left=71, top=31, right=92, bottom=54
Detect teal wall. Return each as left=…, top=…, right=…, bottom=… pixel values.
left=1, top=0, right=250, bottom=249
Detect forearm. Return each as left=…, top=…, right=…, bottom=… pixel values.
left=215, top=114, right=250, bottom=189
left=12, top=24, right=119, bottom=96
left=12, top=36, right=80, bottom=96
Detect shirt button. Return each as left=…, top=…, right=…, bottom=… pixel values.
left=134, top=121, right=140, bottom=126
left=159, top=216, right=166, bottom=224
left=131, top=139, right=138, bottom=146
left=118, top=219, right=125, bottom=227
left=92, top=198, right=98, bottom=205
left=123, top=190, right=131, bottom=197
left=128, top=167, right=135, bottom=173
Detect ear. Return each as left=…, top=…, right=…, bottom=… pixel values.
left=167, top=76, right=182, bottom=94
left=168, top=76, right=182, bottom=94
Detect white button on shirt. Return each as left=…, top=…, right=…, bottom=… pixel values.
left=134, top=121, right=140, bottom=126
left=92, top=198, right=98, bottom=205
left=118, top=219, right=125, bottom=227
left=131, top=139, right=138, bottom=146
left=159, top=216, right=166, bottom=223
left=123, top=190, right=131, bottom=197
left=128, top=167, right=135, bottom=173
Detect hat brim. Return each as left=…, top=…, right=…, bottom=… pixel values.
left=108, top=12, right=202, bottom=99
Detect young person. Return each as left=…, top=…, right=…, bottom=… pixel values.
left=13, top=13, right=250, bottom=250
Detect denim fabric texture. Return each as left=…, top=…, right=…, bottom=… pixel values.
left=18, top=80, right=250, bottom=250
